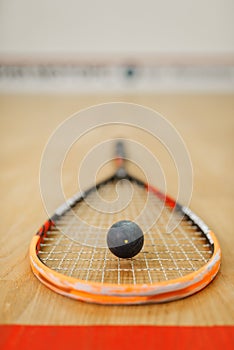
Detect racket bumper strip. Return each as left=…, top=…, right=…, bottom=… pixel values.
left=30, top=231, right=221, bottom=304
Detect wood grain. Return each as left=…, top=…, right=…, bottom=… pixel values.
left=0, top=94, right=234, bottom=325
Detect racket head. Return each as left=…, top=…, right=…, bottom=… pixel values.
left=30, top=173, right=221, bottom=305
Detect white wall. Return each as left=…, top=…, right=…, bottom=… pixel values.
left=0, top=0, right=233, bottom=58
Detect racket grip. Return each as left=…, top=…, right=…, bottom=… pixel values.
left=115, top=140, right=126, bottom=159
left=115, top=141, right=127, bottom=178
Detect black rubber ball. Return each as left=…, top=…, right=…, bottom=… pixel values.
left=107, top=220, right=144, bottom=259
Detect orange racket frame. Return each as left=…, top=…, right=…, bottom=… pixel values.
left=30, top=192, right=221, bottom=305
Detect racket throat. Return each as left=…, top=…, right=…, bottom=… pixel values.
left=116, top=167, right=127, bottom=179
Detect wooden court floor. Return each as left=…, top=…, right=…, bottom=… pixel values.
left=0, top=94, right=234, bottom=327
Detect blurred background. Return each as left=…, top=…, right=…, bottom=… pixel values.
left=0, top=0, right=233, bottom=221
left=0, top=0, right=234, bottom=92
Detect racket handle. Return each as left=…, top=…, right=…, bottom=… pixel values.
left=116, top=140, right=126, bottom=159
left=115, top=141, right=127, bottom=178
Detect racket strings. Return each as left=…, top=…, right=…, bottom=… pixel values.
left=38, top=179, right=212, bottom=284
